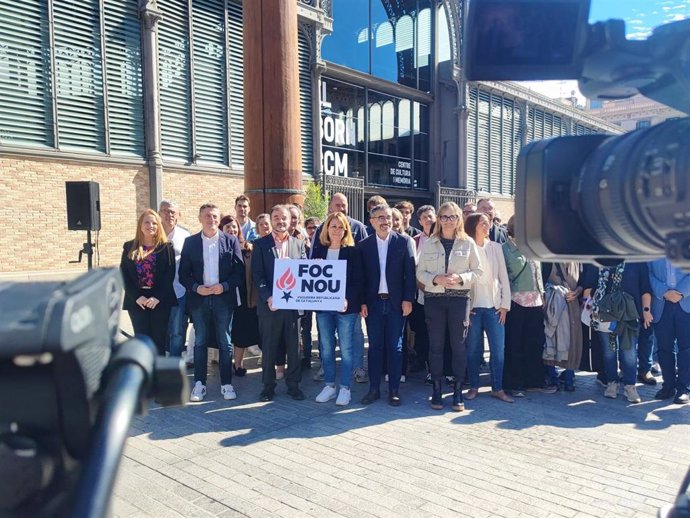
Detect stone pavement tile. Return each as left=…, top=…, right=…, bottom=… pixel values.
left=114, top=369, right=690, bottom=518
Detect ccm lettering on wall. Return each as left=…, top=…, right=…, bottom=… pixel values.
left=272, top=259, right=347, bottom=311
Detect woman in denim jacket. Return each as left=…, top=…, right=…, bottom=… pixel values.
left=417, top=202, right=483, bottom=411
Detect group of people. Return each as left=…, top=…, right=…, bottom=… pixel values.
left=120, top=192, right=690, bottom=409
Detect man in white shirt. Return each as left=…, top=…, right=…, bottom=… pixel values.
left=159, top=200, right=191, bottom=358
left=179, top=204, right=245, bottom=402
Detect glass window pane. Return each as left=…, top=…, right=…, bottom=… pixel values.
left=417, top=2, right=432, bottom=92
left=322, top=0, right=369, bottom=73
left=371, top=1, right=396, bottom=82
left=438, top=4, right=451, bottom=63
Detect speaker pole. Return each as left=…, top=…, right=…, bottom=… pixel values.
left=86, top=231, right=94, bottom=270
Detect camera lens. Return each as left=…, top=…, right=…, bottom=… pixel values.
left=578, top=118, right=690, bottom=256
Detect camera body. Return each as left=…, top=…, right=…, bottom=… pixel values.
left=464, top=0, right=690, bottom=267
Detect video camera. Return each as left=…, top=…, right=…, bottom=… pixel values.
left=465, top=0, right=690, bottom=268
left=0, top=269, right=187, bottom=517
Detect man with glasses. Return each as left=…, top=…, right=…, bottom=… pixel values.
left=462, top=202, right=477, bottom=222
left=358, top=205, right=416, bottom=406
left=159, top=200, right=191, bottom=359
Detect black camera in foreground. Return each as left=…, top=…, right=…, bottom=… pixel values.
left=0, top=269, right=187, bottom=517
left=465, top=0, right=690, bottom=268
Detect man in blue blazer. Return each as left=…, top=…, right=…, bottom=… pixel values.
left=357, top=204, right=416, bottom=406
left=252, top=204, right=307, bottom=402
left=179, top=203, right=244, bottom=403
left=649, top=258, right=690, bottom=404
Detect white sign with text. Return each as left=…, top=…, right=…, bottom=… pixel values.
left=271, top=259, right=347, bottom=311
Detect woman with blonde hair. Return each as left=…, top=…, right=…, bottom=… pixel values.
left=311, top=211, right=363, bottom=406
left=120, top=208, right=177, bottom=355
left=417, top=202, right=483, bottom=411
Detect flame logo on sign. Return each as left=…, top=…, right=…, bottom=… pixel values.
left=276, top=268, right=296, bottom=291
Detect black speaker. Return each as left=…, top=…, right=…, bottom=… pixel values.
left=66, top=181, right=101, bottom=231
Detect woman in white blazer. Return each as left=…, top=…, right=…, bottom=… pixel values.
left=464, top=212, right=514, bottom=403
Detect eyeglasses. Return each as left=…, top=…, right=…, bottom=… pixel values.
left=306, top=226, right=317, bottom=230
left=375, top=215, right=392, bottom=222
left=439, top=214, right=459, bottom=222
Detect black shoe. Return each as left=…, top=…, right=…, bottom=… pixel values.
left=287, top=387, right=305, bottom=400
left=361, top=390, right=381, bottom=405
left=300, top=358, right=312, bottom=370
left=654, top=386, right=675, bottom=400
left=430, top=381, right=443, bottom=410
left=674, top=392, right=690, bottom=405
left=388, top=390, right=401, bottom=407
left=233, top=366, right=247, bottom=377
left=637, top=372, right=657, bottom=385
left=259, top=385, right=275, bottom=402
left=451, top=383, right=464, bottom=412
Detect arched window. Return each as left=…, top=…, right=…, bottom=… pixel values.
left=375, top=21, right=393, bottom=47
left=369, top=103, right=381, bottom=142
left=395, top=15, right=414, bottom=52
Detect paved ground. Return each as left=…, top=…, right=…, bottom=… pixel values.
left=112, top=352, right=689, bottom=518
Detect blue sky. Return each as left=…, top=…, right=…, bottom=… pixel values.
left=590, top=0, right=689, bottom=39
left=518, top=0, right=688, bottom=101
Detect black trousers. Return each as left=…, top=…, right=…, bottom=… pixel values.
left=409, top=301, right=430, bottom=369
left=425, top=296, right=469, bottom=382
left=258, top=309, right=301, bottom=388
left=504, top=302, right=546, bottom=390
left=128, top=305, right=171, bottom=356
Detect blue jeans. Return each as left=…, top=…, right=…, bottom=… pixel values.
left=365, top=299, right=405, bottom=392
left=316, top=311, right=357, bottom=388
left=190, top=296, right=234, bottom=386
left=637, top=324, right=655, bottom=376
left=598, top=332, right=637, bottom=386
left=547, top=365, right=574, bottom=386
left=167, top=295, right=188, bottom=357
left=654, top=301, right=690, bottom=393
left=466, top=307, right=505, bottom=391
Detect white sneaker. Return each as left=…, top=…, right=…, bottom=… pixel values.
left=624, top=384, right=641, bottom=404
left=354, top=367, right=369, bottom=383
left=604, top=381, right=618, bottom=399
left=400, top=375, right=406, bottom=383
left=336, top=387, right=351, bottom=406
left=313, top=366, right=325, bottom=381
left=221, top=384, right=237, bottom=400
left=190, top=381, right=206, bottom=402
left=315, top=384, right=337, bottom=403
left=247, top=345, right=261, bottom=356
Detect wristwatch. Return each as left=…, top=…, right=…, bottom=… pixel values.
left=643, top=307, right=651, bottom=312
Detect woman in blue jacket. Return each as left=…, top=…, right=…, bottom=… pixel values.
left=312, top=211, right=363, bottom=406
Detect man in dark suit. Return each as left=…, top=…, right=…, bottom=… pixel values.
left=252, top=204, right=307, bottom=402
left=358, top=204, right=416, bottom=406
left=310, top=192, right=370, bottom=383
left=179, top=203, right=244, bottom=402
left=477, top=197, right=508, bottom=244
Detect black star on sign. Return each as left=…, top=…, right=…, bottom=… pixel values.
left=281, top=291, right=293, bottom=302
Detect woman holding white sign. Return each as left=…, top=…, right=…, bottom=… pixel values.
left=312, top=212, right=363, bottom=406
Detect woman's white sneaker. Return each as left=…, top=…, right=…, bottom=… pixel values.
left=336, top=387, right=351, bottom=406
left=315, top=384, right=337, bottom=403
left=190, top=381, right=206, bottom=402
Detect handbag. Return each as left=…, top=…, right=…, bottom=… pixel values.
left=581, top=262, right=625, bottom=334
left=580, top=296, right=618, bottom=333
